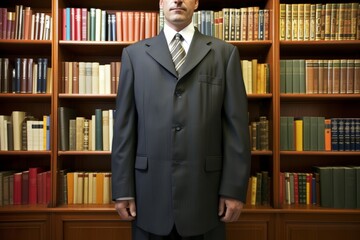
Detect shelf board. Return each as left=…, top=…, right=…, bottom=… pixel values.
left=0, top=204, right=50, bottom=213
left=252, top=150, right=272, bottom=155
left=0, top=93, right=52, bottom=100
left=280, top=204, right=360, bottom=213
left=58, top=151, right=111, bottom=156
left=230, top=40, right=272, bottom=53
left=280, top=94, right=360, bottom=101
left=248, top=93, right=273, bottom=99
left=0, top=151, right=51, bottom=156
left=59, top=94, right=116, bottom=99
left=280, top=40, right=360, bottom=56
left=0, top=40, right=52, bottom=55
left=59, top=40, right=131, bottom=56
left=280, top=151, right=360, bottom=156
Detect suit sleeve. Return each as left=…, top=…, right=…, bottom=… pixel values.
left=219, top=46, right=251, bottom=202
left=111, top=48, right=137, bottom=200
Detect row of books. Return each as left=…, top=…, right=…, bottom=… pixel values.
left=279, top=3, right=360, bottom=41
left=280, top=117, right=360, bottom=152
left=280, top=59, right=360, bottom=94
left=246, top=171, right=271, bottom=206
left=241, top=60, right=270, bottom=94
left=0, top=6, right=52, bottom=40
left=189, top=8, right=270, bottom=41
left=0, top=111, right=50, bottom=151
left=58, top=171, right=112, bottom=205
left=0, top=168, right=51, bottom=206
left=281, top=166, right=360, bottom=209
left=0, top=58, right=52, bottom=94
left=61, top=61, right=120, bottom=95
left=62, top=8, right=158, bottom=42
left=249, top=116, right=269, bottom=151
left=280, top=172, right=319, bottom=206
left=58, top=107, right=114, bottom=152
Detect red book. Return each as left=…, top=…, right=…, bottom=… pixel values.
left=75, top=8, right=81, bottom=41
left=81, top=8, right=87, bottom=41
left=134, top=12, right=140, bottom=41
left=29, top=167, right=42, bottom=204
left=139, top=12, right=145, bottom=40
left=293, top=173, right=299, bottom=205
left=13, top=172, right=22, bottom=205
left=2, top=8, right=7, bottom=39
left=46, top=171, right=51, bottom=204
left=62, top=8, right=67, bottom=40
left=122, top=11, right=128, bottom=41
left=37, top=172, right=44, bottom=204
left=151, top=12, right=157, bottom=37
left=128, top=11, right=134, bottom=41
left=70, top=8, right=75, bottom=40
left=21, top=170, right=29, bottom=204
left=279, top=172, right=284, bottom=205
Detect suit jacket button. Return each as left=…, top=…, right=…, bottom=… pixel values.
left=175, top=126, right=182, bottom=131
left=175, top=90, right=183, bottom=97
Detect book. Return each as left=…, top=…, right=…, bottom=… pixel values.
left=58, top=107, right=76, bottom=151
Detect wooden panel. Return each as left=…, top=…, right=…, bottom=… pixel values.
left=227, top=222, right=268, bottom=240
left=285, top=223, right=360, bottom=240
left=55, top=213, right=131, bottom=240
left=63, top=221, right=131, bottom=240
left=226, top=212, right=275, bottom=240
left=0, top=213, right=50, bottom=240
left=280, top=213, right=360, bottom=240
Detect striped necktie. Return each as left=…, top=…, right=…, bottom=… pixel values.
left=170, top=33, right=186, bottom=74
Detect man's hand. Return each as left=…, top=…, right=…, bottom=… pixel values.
left=218, top=196, right=244, bottom=222
left=115, top=199, right=136, bottom=220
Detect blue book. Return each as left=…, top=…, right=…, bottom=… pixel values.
left=356, top=118, right=360, bottom=151
left=42, top=58, right=48, bottom=93
left=331, top=118, right=339, bottom=151
left=46, top=115, right=51, bottom=150
left=13, top=58, right=21, bottom=93
left=66, top=8, right=71, bottom=40
left=37, top=58, right=43, bottom=93
left=350, top=119, right=356, bottom=151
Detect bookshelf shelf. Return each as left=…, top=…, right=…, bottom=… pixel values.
left=58, top=94, right=116, bottom=99
left=58, top=151, right=111, bottom=156
left=1, top=0, right=360, bottom=239
left=252, top=150, right=273, bottom=155
left=0, top=151, right=51, bottom=156
left=280, top=151, right=360, bottom=156
left=280, top=94, right=360, bottom=101
left=248, top=93, right=273, bottom=99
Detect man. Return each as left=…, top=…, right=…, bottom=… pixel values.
left=111, top=0, right=251, bottom=239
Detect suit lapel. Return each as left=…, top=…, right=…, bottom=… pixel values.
left=145, top=32, right=178, bottom=76
left=179, top=30, right=212, bottom=79
left=145, top=30, right=212, bottom=79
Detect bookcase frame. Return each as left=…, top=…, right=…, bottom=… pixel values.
left=1, top=0, right=360, bottom=240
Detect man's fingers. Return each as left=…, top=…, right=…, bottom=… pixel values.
left=218, top=197, right=225, bottom=216
left=129, top=199, right=137, bottom=217
left=115, top=200, right=136, bottom=220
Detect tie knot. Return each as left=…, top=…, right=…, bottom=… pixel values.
left=174, top=33, right=183, bottom=41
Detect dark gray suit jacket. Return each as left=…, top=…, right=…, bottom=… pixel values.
left=111, top=29, right=251, bottom=237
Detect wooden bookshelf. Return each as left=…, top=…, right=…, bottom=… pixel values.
left=1, top=0, right=360, bottom=240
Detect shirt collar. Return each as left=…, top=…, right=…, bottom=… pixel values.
left=164, top=22, right=195, bottom=48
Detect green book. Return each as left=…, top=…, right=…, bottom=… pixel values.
left=292, top=59, right=301, bottom=93
left=344, top=167, right=356, bottom=209
left=299, top=59, right=306, bottom=93
left=95, top=108, right=103, bottom=151
left=317, top=117, right=325, bottom=151
left=310, top=116, right=318, bottom=151
left=280, top=60, right=286, bottom=93
left=333, top=166, right=345, bottom=208
left=302, top=116, right=311, bottom=151
left=314, top=166, right=333, bottom=208
left=285, top=59, right=293, bottom=93
left=280, top=117, right=289, bottom=150
left=287, top=116, right=295, bottom=150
